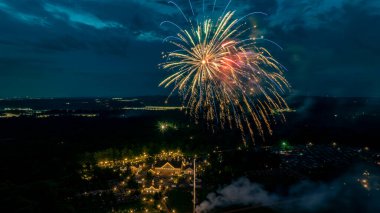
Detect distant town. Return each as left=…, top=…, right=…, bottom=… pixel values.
left=77, top=134, right=380, bottom=212
left=0, top=97, right=185, bottom=119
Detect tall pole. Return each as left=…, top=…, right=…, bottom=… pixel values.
left=193, top=157, right=196, bottom=213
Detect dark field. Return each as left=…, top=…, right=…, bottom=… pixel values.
left=0, top=96, right=379, bottom=212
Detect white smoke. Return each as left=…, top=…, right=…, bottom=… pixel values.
left=196, top=178, right=278, bottom=212
left=196, top=165, right=380, bottom=213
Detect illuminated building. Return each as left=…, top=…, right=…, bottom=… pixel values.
left=131, top=165, right=143, bottom=174
left=142, top=186, right=161, bottom=194
left=183, top=167, right=194, bottom=175
left=154, top=162, right=181, bottom=176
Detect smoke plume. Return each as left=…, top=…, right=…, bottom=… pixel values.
left=197, top=165, right=380, bottom=212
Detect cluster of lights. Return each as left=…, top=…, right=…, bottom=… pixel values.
left=154, top=150, right=184, bottom=161
left=157, top=121, right=178, bottom=133
left=123, top=106, right=184, bottom=111
left=358, top=170, right=371, bottom=190
left=96, top=149, right=196, bottom=171
left=88, top=149, right=212, bottom=212
left=97, top=152, right=149, bottom=168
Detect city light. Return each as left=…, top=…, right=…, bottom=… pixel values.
left=157, top=121, right=178, bottom=133
left=88, top=149, right=209, bottom=211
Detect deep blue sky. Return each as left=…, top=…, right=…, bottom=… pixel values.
left=0, top=0, right=379, bottom=98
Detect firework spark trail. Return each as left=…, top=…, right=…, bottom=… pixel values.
left=159, top=1, right=290, bottom=145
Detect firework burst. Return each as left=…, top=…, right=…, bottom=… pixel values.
left=159, top=1, right=290, bottom=145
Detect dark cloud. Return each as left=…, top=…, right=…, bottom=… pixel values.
left=0, top=0, right=379, bottom=97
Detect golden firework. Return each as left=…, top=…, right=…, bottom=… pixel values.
left=160, top=9, right=290, bottom=145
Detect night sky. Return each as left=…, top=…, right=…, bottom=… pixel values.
left=0, top=0, right=379, bottom=98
